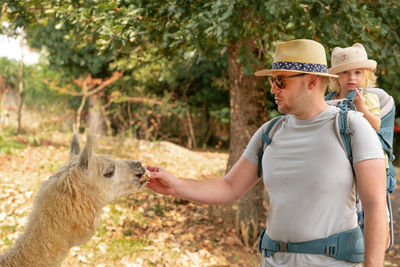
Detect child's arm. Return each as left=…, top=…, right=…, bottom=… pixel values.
left=360, top=109, right=381, bottom=131
left=353, top=89, right=381, bottom=131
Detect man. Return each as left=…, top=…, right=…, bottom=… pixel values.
left=146, top=39, right=387, bottom=266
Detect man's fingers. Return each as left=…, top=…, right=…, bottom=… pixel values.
left=145, top=165, right=160, bottom=172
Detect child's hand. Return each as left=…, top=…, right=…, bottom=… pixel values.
left=353, top=89, right=367, bottom=113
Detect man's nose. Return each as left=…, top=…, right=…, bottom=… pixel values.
left=270, top=83, right=280, bottom=94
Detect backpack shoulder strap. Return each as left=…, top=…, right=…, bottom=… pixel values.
left=335, top=108, right=354, bottom=163
left=325, top=92, right=336, bottom=101
left=257, top=115, right=286, bottom=178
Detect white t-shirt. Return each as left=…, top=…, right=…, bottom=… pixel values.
left=243, top=106, right=384, bottom=267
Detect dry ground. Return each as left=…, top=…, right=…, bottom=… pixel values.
left=0, top=131, right=261, bottom=267
left=0, top=130, right=399, bottom=266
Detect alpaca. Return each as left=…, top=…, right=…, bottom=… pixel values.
left=0, top=134, right=147, bottom=267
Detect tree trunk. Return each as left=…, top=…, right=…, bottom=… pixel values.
left=88, top=92, right=107, bottom=136
left=212, top=39, right=268, bottom=247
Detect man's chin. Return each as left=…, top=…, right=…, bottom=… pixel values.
left=277, top=106, right=287, bottom=114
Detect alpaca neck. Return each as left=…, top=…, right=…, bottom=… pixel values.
left=0, top=224, right=71, bottom=267
left=0, top=201, right=104, bottom=267
left=0, top=175, right=106, bottom=266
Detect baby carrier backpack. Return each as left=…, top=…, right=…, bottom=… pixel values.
left=325, top=88, right=396, bottom=254
left=257, top=88, right=396, bottom=261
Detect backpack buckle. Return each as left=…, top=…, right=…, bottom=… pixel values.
left=326, top=245, right=337, bottom=256
left=277, top=241, right=288, bottom=252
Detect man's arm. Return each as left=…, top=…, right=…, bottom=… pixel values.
left=354, top=158, right=388, bottom=266
left=146, top=156, right=260, bottom=204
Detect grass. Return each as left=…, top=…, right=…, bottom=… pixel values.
left=108, top=237, right=149, bottom=256
left=39, top=160, right=63, bottom=173
left=0, top=225, right=18, bottom=247
left=0, top=128, right=26, bottom=155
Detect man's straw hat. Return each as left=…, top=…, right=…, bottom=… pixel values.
left=328, top=43, right=377, bottom=75
left=255, top=39, right=338, bottom=78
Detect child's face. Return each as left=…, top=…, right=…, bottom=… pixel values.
left=337, top=68, right=364, bottom=92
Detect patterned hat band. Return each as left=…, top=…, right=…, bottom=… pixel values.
left=254, top=39, right=338, bottom=78
left=272, top=62, right=328, bottom=73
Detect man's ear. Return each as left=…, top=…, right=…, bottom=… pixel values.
left=307, top=74, right=318, bottom=90
left=78, top=135, right=93, bottom=169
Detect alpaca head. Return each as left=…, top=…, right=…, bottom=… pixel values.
left=67, top=133, right=147, bottom=204
left=26, top=134, right=147, bottom=248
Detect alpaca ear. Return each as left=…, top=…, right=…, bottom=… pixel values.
left=78, top=135, right=93, bottom=169
left=69, top=133, right=81, bottom=161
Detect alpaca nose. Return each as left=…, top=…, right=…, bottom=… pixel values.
left=128, top=160, right=142, bottom=169
left=136, top=167, right=146, bottom=178
left=129, top=160, right=146, bottom=178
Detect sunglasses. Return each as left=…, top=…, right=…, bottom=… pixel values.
left=268, top=73, right=307, bottom=89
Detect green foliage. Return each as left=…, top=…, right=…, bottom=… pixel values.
left=2, top=0, right=400, bottom=150
left=27, top=135, right=40, bottom=146
left=0, top=128, right=26, bottom=154
left=26, top=21, right=115, bottom=78
left=146, top=58, right=227, bottom=145
left=0, top=57, right=19, bottom=88
left=24, top=65, right=76, bottom=108
left=3, top=1, right=400, bottom=92
left=0, top=57, right=79, bottom=109
left=29, top=0, right=397, bottom=106
left=105, top=47, right=229, bottom=147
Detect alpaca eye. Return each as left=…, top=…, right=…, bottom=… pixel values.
left=104, top=169, right=115, bottom=178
